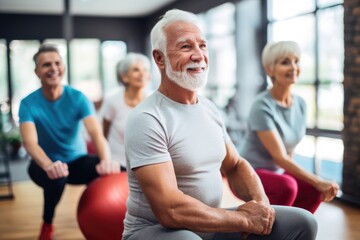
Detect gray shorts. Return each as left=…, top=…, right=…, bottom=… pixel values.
left=123, top=205, right=317, bottom=240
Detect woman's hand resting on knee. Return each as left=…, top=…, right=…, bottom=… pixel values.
left=316, top=179, right=339, bottom=202
left=96, top=160, right=121, bottom=175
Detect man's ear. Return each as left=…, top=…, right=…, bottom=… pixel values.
left=34, top=68, right=40, bottom=79
left=153, top=50, right=165, bottom=70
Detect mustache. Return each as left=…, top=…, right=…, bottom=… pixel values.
left=185, top=62, right=207, bottom=69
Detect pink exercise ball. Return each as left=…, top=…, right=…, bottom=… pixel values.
left=77, top=172, right=129, bottom=240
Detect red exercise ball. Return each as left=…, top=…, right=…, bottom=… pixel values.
left=77, top=172, right=129, bottom=240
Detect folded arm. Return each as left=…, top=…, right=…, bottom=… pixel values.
left=257, top=129, right=339, bottom=201
left=134, top=158, right=273, bottom=235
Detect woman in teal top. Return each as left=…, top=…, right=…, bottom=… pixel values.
left=239, top=41, right=339, bottom=213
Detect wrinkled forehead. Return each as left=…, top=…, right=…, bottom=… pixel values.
left=36, top=51, right=63, bottom=67
left=165, top=21, right=206, bottom=44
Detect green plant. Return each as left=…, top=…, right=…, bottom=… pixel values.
left=0, top=126, right=22, bottom=157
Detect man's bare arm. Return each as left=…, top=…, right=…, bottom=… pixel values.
left=135, top=160, right=273, bottom=235
left=221, top=142, right=269, bottom=204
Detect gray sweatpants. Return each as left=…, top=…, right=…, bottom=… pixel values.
left=124, top=206, right=317, bottom=240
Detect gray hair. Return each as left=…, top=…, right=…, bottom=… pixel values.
left=33, top=43, right=61, bottom=67
left=262, top=41, right=301, bottom=71
left=150, top=9, right=201, bottom=54
left=116, top=52, right=151, bottom=86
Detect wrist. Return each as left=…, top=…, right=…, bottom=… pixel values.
left=42, top=161, right=54, bottom=171
left=311, top=174, right=322, bottom=186
left=100, top=159, right=112, bottom=163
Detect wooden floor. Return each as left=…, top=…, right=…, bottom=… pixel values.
left=1, top=180, right=360, bottom=240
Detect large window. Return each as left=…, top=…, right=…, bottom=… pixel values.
left=198, top=3, right=237, bottom=108
left=70, top=39, right=102, bottom=102
left=101, top=40, right=127, bottom=96
left=10, top=40, right=41, bottom=122
left=317, top=6, right=344, bottom=130
left=0, top=40, right=8, bottom=103
left=268, top=0, right=344, bottom=184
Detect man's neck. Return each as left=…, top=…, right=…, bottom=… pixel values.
left=42, top=85, right=64, bottom=101
left=158, top=78, right=197, bottom=104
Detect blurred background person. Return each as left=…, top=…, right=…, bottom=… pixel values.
left=101, top=52, right=151, bottom=170
left=19, top=43, right=120, bottom=240
left=239, top=41, right=339, bottom=214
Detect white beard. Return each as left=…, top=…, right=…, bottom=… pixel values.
left=164, top=55, right=208, bottom=91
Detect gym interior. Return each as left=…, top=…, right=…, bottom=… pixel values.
left=0, top=0, right=359, bottom=239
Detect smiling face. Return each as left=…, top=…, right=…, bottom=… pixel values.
left=122, top=60, right=150, bottom=89
left=35, top=51, right=64, bottom=88
left=267, top=54, right=300, bottom=86
left=163, top=21, right=209, bottom=91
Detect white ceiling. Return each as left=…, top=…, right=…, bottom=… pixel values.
left=0, top=0, right=177, bottom=17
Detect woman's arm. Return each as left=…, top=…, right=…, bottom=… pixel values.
left=257, top=130, right=339, bottom=201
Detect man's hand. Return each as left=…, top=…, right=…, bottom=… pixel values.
left=45, top=160, right=69, bottom=179
left=96, top=160, right=120, bottom=175
left=237, top=200, right=275, bottom=237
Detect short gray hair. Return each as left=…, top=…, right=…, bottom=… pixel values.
left=262, top=41, right=301, bottom=71
left=116, top=52, right=150, bottom=86
left=33, top=43, right=61, bottom=67
left=150, top=9, right=201, bottom=54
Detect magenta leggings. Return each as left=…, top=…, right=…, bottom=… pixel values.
left=255, top=169, right=322, bottom=214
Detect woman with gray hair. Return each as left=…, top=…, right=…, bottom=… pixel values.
left=239, top=41, right=339, bottom=213
left=101, top=52, right=151, bottom=170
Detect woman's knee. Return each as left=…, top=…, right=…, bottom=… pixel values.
left=280, top=174, right=298, bottom=198
left=257, top=170, right=298, bottom=205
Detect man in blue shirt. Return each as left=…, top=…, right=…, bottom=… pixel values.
left=19, top=44, right=120, bottom=240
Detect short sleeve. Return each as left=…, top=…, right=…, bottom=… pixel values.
left=125, top=112, right=171, bottom=170
left=18, top=100, right=33, bottom=123
left=248, top=99, right=276, bottom=131
left=78, top=93, right=95, bottom=120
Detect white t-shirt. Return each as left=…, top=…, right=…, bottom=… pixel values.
left=123, top=91, right=231, bottom=240
left=101, top=87, right=132, bottom=167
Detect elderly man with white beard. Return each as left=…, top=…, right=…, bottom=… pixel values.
left=122, top=9, right=318, bottom=240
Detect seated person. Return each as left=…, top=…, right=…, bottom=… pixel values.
left=101, top=52, right=151, bottom=170
left=123, top=9, right=318, bottom=240
left=19, top=43, right=120, bottom=240
left=239, top=41, right=339, bottom=213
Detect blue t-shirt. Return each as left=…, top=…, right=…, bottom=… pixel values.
left=18, top=86, right=95, bottom=163
left=239, top=90, right=306, bottom=171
